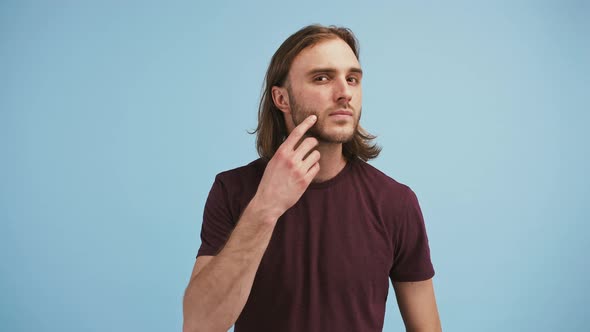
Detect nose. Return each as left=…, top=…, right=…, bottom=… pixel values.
left=334, top=76, right=353, bottom=104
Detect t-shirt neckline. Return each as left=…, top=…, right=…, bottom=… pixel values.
left=307, top=158, right=355, bottom=190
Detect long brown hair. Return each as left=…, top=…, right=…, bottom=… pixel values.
left=250, top=24, right=381, bottom=162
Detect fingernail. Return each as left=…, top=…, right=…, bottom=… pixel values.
left=311, top=115, right=317, bottom=121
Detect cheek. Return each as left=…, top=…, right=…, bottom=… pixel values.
left=300, top=85, right=329, bottom=99
left=284, top=113, right=296, bottom=131
left=353, top=92, right=362, bottom=109
left=355, top=89, right=362, bottom=102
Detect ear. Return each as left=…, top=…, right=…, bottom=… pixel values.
left=271, top=86, right=291, bottom=114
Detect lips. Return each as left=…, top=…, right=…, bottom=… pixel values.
left=329, top=110, right=353, bottom=116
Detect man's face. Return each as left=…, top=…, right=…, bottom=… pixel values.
left=284, top=38, right=363, bottom=143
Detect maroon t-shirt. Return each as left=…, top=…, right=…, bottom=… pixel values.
left=197, top=158, right=434, bottom=332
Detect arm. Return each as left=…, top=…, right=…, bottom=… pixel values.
left=182, top=197, right=278, bottom=332
left=393, top=278, right=442, bottom=332
left=182, top=115, right=320, bottom=332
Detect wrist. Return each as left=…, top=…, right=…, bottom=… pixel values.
left=246, top=194, right=282, bottom=225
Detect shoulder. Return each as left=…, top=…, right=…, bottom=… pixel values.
left=216, top=158, right=266, bottom=182
left=349, top=159, right=421, bottom=220
left=351, top=159, right=414, bottom=199
left=213, top=158, right=267, bottom=199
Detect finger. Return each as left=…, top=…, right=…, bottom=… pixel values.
left=293, top=137, right=319, bottom=161
left=301, top=149, right=320, bottom=172
left=303, top=162, right=320, bottom=184
left=282, top=115, right=317, bottom=150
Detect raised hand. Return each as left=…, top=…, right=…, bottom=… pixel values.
left=254, top=115, right=321, bottom=220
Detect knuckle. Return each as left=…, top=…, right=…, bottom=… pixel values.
left=274, top=148, right=283, bottom=158
left=296, top=176, right=308, bottom=187
left=294, top=166, right=305, bottom=177
left=275, top=149, right=288, bottom=160
left=285, top=158, right=296, bottom=169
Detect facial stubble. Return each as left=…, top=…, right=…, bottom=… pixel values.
left=287, top=90, right=361, bottom=144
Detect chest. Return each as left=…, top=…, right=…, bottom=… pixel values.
left=254, top=192, right=394, bottom=302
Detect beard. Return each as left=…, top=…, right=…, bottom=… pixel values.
left=288, top=91, right=361, bottom=144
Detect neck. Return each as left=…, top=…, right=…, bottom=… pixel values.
left=312, top=141, right=347, bottom=183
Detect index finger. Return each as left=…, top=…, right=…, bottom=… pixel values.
left=283, top=115, right=317, bottom=150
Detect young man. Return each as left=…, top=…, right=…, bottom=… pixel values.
left=183, top=25, right=441, bottom=332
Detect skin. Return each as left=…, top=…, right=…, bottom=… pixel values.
left=271, top=38, right=362, bottom=182
left=183, top=37, right=441, bottom=331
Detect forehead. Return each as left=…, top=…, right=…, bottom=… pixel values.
left=289, top=38, right=360, bottom=77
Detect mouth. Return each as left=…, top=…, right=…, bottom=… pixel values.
left=329, top=110, right=353, bottom=116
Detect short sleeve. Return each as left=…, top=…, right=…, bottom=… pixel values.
left=389, top=188, right=435, bottom=282
left=196, top=175, right=236, bottom=258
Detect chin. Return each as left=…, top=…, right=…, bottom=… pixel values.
left=309, top=121, right=357, bottom=143
left=318, top=131, right=355, bottom=144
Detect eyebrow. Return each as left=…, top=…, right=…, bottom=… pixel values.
left=306, top=67, right=363, bottom=76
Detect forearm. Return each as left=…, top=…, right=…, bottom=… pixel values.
left=183, top=196, right=278, bottom=332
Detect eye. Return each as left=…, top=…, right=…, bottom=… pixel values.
left=314, top=75, right=329, bottom=82
left=347, top=76, right=360, bottom=84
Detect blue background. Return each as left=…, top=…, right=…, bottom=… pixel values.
left=2, top=1, right=588, bottom=331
